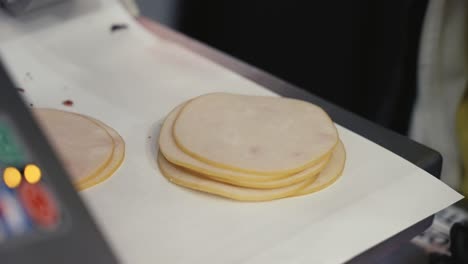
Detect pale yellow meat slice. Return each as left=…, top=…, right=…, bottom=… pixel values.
left=173, top=93, right=338, bottom=176
left=157, top=151, right=315, bottom=201
left=294, top=140, right=346, bottom=196
left=160, top=103, right=330, bottom=188
left=76, top=117, right=125, bottom=190
left=33, top=109, right=115, bottom=186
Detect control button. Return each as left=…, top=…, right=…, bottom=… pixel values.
left=0, top=124, right=27, bottom=166
left=0, top=186, right=30, bottom=236
left=24, top=164, right=41, bottom=184
left=3, top=167, right=22, bottom=189
left=18, top=182, right=58, bottom=229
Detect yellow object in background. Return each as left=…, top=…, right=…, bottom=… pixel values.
left=456, top=87, right=468, bottom=196
left=3, top=167, right=22, bottom=188
left=24, top=164, right=42, bottom=184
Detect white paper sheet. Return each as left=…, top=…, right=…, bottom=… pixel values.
left=0, top=1, right=463, bottom=263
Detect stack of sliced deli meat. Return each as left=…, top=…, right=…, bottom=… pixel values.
left=158, top=93, right=345, bottom=201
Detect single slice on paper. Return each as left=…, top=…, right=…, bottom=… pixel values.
left=34, top=109, right=124, bottom=190
left=158, top=152, right=315, bottom=201
left=294, top=140, right=346, bottom=196
left=159, top=103, right=330, bottom=188
left=173, top=93, right=338, bottom=176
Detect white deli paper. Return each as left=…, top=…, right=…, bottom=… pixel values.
left=0, top=1, right=463, bottom=263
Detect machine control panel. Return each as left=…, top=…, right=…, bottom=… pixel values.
left=0, top=117, right=65, bottom=246
left=0, top=62, right=118, bottom=263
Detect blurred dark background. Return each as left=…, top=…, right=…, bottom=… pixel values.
left=137, top=0, right=429, bottom=135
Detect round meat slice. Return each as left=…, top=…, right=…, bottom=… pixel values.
left=76, top=116, right=125, bottom=190
left=173, top=93, right=338, bottom=176
left=157, top=151, right=315, bottom=201
left=294, top=140, right=346, bottom=196
left=34, top=109, right=115, bottom=187
left=159, top=103, right=330, bottom=188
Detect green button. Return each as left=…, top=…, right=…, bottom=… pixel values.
left=0, top=122, right=26, bottom=165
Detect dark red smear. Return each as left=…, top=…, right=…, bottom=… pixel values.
left=17, top=88, right=25, bottom=93
left=62, top=100, right=74, bottom=106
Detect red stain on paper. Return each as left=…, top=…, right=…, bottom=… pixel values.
left=62, top=100, right=74, bottom=107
